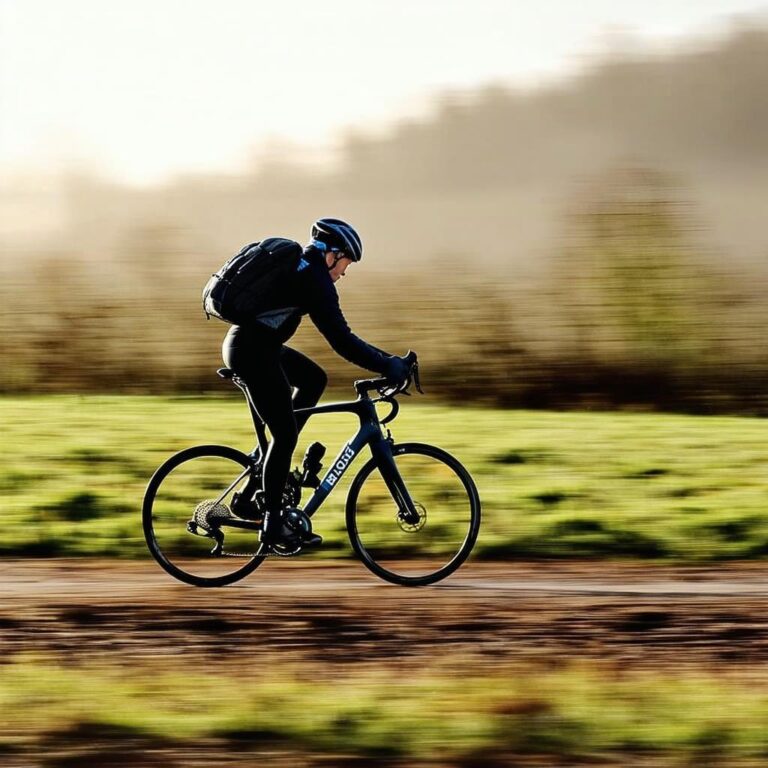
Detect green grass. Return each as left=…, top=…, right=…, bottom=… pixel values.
left=2, top=394, right=768, bottom=559
left=3, top=657, right=768, bottom=762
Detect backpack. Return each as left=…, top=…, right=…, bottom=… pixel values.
left=202, top=237, right=303, bottom=325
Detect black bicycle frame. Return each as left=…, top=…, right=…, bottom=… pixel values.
left=243, top=388, right=419, bottom=522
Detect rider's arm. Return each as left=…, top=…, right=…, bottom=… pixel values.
left=303, top=260, right=393, bottom=373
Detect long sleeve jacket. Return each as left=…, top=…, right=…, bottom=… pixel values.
left=248, top=244, right=392, bottom=373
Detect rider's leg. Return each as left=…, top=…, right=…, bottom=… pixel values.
left=223, top=327, right=298, bottom=537
left=250, top=354, right=323, bottom=546
left=240, top=371, right=297, bottom=516
left=279, top=347, right=327, bottom=433
left=222, top=328, right=323, bottom=548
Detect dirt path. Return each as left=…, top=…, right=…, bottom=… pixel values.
left=3, top=559, right=768, bottom=672
left=6, top=559, right=768, bottom=597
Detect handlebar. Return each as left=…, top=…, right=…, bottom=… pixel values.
left=354, top=350, right=423, bottom=400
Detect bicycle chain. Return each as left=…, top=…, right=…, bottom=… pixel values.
left=192, top=517, right=301, bottom=558
left=195, top=519, right=304, bottom=558
left=221, top=547, right=300, bottom=559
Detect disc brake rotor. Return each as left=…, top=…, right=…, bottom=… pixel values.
left=397, top=501, right=427, bottom=532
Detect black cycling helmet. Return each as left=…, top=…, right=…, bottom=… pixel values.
left=311, top=217, right=363, bottom=262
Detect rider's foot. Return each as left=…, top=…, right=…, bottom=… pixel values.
left=264, top=531, right=323, bottom=553
left=300, top=532, right=323, bottom=549
left=259, top=508, right=323, bottom=551
left=231, top=491, right=261, bottom=521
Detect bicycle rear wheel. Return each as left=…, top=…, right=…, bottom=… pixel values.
left=143, top=445, right=266, bottom=587
left=346, top=442, right=481, bottom=586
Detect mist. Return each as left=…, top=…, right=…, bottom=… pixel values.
left=1, top=24, right=766, bottom=412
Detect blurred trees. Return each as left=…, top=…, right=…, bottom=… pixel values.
left=558, top=169, right=717, bottom=367
left=1, top=26, right=767, bottom=412
left=2, top=161, right=765, bottom=414
left=541, top=167, right=756, bottom=411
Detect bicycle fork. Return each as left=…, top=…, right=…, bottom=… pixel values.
left=370, top=439, right=421, bottom=526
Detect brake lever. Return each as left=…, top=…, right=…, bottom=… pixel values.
left=379, top=359, right=422, bottom=398
left=412, top=362, right=424, bottom=394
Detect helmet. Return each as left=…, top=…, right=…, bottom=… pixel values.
left=310, top=217, right=363, bottom=262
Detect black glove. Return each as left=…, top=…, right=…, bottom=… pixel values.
left=382, top=355, right=410, bottom=384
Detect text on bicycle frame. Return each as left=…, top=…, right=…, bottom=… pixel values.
left=320, top=444, right=356, bottom=489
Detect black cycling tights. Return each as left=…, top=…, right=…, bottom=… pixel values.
left=222, top=325, right=327, bottom=513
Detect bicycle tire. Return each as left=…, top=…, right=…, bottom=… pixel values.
left=143, top=444, right=267, bottom=587
left=346, top=442, right=481, bottom=586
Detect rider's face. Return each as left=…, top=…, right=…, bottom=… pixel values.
left=326, top=253, right=353, bottom=283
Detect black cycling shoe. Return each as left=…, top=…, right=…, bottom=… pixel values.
left=231, top=491, right=262, bottom=521
left=267, top=532, right=323, bottom=555
left=260, top=508, right=323, bottom=552
left=300, top=532, right=323, bottom=549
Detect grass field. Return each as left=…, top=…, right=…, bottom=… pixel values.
left=4, top=656, right=768, bottom=764
left=2, top=394, right=768, bottom=560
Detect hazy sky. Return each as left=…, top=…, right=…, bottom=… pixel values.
left=1, top=0, right=766, bottom=184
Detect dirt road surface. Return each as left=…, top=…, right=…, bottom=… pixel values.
left=5, top=559, right=768, bottom=767
left=3, top=559, right=768, bottom=671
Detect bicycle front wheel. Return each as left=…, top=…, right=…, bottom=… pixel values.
left=143, top=445, right=266, bottom=587
left=346, top=442, right=481, bottom=586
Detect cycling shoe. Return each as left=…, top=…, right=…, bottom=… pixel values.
left=231, top=491, right=261, bottom=521
left=260, top=508, right=322, bottom=551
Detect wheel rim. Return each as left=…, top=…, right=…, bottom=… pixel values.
left=350, top=446, right=478, bottom=582
left=146, top=452, right=262, bottom=582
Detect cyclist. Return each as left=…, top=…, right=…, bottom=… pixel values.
left=221, top=217, right=411, bottom=549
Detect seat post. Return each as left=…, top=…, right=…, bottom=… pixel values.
left=217, top=367, right=269, bottom=460
left=240, top=384, right=269, bottom=457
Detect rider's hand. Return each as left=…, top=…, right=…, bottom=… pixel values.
left=383, top=355, right=410, bottom=384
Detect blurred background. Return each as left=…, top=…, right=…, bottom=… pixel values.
left=2, top=0, right=767, bottom=413
left=4, top=5, right=768, bottom=766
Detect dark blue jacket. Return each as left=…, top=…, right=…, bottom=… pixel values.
left=249, top=243, right=391, bottom=373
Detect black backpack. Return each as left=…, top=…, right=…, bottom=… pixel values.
left=202, top=237, right=303, bottom=325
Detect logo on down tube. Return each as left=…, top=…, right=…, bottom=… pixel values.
left=320, top=444, right=355, bottom=489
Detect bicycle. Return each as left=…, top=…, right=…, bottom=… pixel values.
left=142, top=351, right=481, bottom=587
